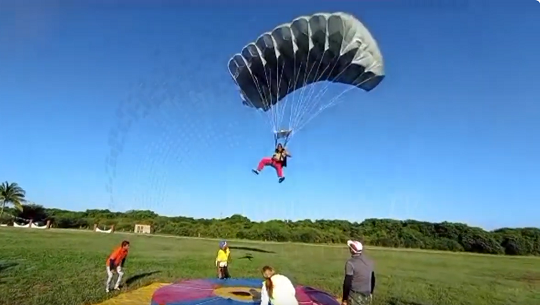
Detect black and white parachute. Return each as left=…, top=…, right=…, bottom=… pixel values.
left=228, top=12, right=385, bottom=145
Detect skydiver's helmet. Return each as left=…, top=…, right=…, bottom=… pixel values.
left=219, top=240, right=227, bottom=249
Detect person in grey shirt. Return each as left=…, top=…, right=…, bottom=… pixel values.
left=341, top=240, right=376, bottom=305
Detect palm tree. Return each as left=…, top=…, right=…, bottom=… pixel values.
left=0, top=182, right=26, bottom=218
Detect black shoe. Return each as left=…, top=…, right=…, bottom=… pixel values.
left=278, top=177, right=285, bottom=183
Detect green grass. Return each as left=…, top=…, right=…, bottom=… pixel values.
left=1, top=228, right=539, bottom=305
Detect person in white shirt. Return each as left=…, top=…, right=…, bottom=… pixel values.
left=260, top=265, right=299, bottom=305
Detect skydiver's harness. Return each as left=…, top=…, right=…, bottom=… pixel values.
left=271, top=150, right=288, bottom=168
left=272, top=129, right=292, bottom=167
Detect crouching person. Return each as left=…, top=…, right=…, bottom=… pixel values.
left=260, top=266, right=298, bottom=305
left=105, top=240, right=130, bottom=292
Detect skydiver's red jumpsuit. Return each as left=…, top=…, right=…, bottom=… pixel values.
left=257, top=154, right=284, bottom=177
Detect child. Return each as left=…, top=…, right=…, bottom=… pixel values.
left=215, top=240, right=231, bottom=279
left=105, top=240, right=130, bottom=292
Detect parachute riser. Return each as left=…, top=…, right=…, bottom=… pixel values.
left=273, top=129, right=293, bottom=147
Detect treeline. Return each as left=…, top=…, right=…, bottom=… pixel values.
left=2, top=204, right=540, bottom=256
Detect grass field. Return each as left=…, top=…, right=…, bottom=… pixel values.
left=1, top=228, right=539, bottom=305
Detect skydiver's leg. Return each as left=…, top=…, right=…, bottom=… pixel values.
left=253, top=157, right=273, bottom=174
left=272, top=161, right=285, bottom=183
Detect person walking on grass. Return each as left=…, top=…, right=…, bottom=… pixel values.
left=341, top=240, right=375, bottom=305
left=105, top=240, right=130, bottom=293
left=260, top=265, right=298, bottom=305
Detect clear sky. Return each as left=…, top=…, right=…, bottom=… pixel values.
left=1, top=0, right=539, bottom=230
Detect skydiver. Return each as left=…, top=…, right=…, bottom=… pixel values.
left=252, top=143, right=291, bottom=183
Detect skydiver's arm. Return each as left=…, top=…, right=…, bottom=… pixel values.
left=284, top=150, right=291, bottom=157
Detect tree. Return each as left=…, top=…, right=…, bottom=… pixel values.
left=0, top=181, right=26, bottom=218
left=1, top=181, right=539, bottom=256
left=16, top=203, right=47, bottom=222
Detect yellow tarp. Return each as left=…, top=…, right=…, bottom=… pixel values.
left=94, top=283, right=169, bottom=305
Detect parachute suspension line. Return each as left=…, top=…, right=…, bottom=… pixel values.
left=273, top=58, right=296, bottom=146
left=260, top=57, right=288, bottom=139
left=286, top=46, right=345, bottom=143
left=284, top=59, right=309, bottom=143
left=246, top=63, right=276, bottom=133
left=291, top=50, right=352, bottom=133
left=294, top=73, right=380, bottom=134
left=236, top=62, right=271, bottom=131
left=287, top=46, right=382, bottom=138
left=239, top=48, right=291, bottom=140
left=289, top=48, right=336, bottom=132
left=285, top=51, right=322, bottom=144
left=271, top=59, right=289, bottom=135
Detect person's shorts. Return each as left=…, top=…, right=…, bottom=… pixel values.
left=218, top=262, right=228, bottom=267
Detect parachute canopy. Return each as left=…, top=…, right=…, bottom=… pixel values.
left=228, top=12, right=385, bottom=111
left=227, top=12, right=385, bottom=144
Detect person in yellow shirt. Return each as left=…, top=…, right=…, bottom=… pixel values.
left=215, top=240, right=231, bottom=279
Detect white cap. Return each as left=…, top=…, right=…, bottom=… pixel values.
left=347, top=240, right=363, bottom=253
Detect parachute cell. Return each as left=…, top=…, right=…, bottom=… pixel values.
left=228, top=12, right=385, bottom=143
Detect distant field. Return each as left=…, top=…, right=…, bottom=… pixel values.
left=0, top=228, right=539, bottom=305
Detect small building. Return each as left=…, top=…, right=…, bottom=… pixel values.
left=134, top=224, right=152, bottom=234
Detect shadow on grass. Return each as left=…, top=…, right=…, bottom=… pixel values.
left=230, top=246, right=275, bottom=254
left=125, top=271, right=161, bottom=286
left=237, top=254, right=254, bottom=261
left=0, top=261, right=18, bottom=273
left=387, top=297, right=430, bottom=305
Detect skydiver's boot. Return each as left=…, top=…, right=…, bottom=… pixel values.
left=252, top=169, right=260, bottom=175
left=278, top=177, right=285, bottom=183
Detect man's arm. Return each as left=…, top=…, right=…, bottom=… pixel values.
left=371, top=271, right=376, bottom=294
left=342, top=261, right=354, bottom=301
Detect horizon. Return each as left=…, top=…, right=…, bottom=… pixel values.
left=8, top=203, right=540, bottom=232
left=1, top=0, right=539, bottom=231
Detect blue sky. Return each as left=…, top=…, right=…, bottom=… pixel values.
left=1, top=0, right=539, bottom=229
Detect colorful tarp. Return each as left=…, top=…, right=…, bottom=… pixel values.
left=151, top=278, right=339, bottom=305
left=94, top=283, right=169, bottom=305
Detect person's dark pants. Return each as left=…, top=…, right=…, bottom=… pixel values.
left=219, top=266, right=231, bottom=279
